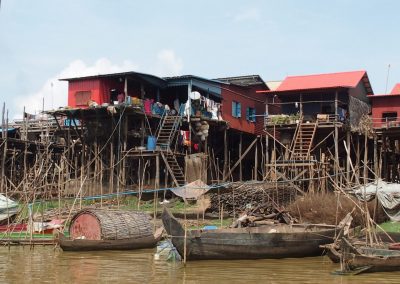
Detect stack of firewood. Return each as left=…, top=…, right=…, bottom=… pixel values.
left=208, top=182, right=298, bottom=226
left=208, top=182, right=297, bottom=214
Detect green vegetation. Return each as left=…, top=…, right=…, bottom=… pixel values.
left=378, top=221, right=400, bottom=233
left=269, top=113, right=300, bottom=125
left=0, top=232, right=54, bottom=239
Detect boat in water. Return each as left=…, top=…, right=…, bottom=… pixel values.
left=322, top=232, right=400, bottom=264
left=0, top=194, right=19, bottom=224
left=58, top=208, right=162, bottom=251
left=335, top=237, right=400, bottom=274
left=162, top=207, right=341, bottom=261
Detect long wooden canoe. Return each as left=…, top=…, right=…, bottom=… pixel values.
left=162, top=207, right=340, bottom=261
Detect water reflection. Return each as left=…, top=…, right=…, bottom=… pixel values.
left=0, top=246, right=398, bottom=283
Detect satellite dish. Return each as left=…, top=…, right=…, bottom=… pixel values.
left=190, top=91, right=201, bottom=100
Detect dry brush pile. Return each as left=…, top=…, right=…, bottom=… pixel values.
left=286, top=192, right=387, bottom=226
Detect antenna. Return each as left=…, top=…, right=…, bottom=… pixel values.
left=385, top=64, right=391, bottom=94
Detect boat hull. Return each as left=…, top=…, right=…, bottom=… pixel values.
left=162, top=208, right=338, bottom=260
left=58, top=234, right=160, bottom=251
left=340, top=238, right=400, bottom=273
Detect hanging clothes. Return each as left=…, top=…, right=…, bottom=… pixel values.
left=180, top=130, right=191, bottom=146
left=144, top=99, right=153, bottom=114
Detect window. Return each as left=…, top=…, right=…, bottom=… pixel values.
left=75, top=91, right=92, bottom=106
left=382, top=112, right=397, bottom=121
left=246, top=107, right=256, bottom=122
left=232, top=101, right=241, bottom=118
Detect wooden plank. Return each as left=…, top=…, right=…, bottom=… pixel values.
left=222, top=137, right=258, bottom=182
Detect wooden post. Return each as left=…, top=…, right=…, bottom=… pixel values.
left=122, top=113, right=128, bottom=187
left=363, top=130, right=368, bottom=184
left=156, top=154, right=160, bottom=189
left=223, top=128, right=228, bottom=178
left=299, top=94, right=303, bottom=118
left=110, top=141, right=114, bottom=193
left=374, top=134, right=378, bottom=179
left=356, top=134, right=360, bottom=182
left=334, top=91, right=339, bottom=186
left=188, top=80, right=192, bottom=155
left=239, top=133, right=242, bottom=181
left=254, top=141, right=258, bottom=180
left=265, top=133, right=269, bottom=179
left=346, top=130, right=351, bottom=185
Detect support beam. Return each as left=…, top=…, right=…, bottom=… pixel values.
left=239, top=133, right=242, bottom=181
left=223, top=128, right=228, bottom=178
left=334, top=90, right=339, bottom=186
left=346, top=130, right=351, bottom=185
left=222, top=137, right=258, bottom=182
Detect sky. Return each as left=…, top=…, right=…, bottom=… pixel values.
left=1, top=0, right=400, bottom=119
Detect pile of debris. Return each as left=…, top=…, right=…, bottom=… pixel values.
left=208, top=182, right=298, bottom=215
left=208, top=182, right=299, bottom=227
left=229, top=202, right=297, bottom=228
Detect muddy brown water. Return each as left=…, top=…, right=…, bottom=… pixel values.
left=0, top=246, right=399, bottom=283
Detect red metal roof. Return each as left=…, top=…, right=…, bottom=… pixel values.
left=391, top=83, right=400, bottom=95
left=276, top=70, right=368, bottom=92
left=368, top=83, right=400, bottom=98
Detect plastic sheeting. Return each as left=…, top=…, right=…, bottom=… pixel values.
left=170, top=179, right=210, bottom=200
left=354, top=179, right=400, bottom=221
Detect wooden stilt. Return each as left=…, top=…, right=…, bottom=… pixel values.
left=239, top=133, right=242, bottom=181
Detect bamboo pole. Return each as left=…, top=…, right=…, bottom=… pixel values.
left=223, top=128, right=228, bottom=178
left=254, top=141, right=258, bottom=180
left=346, top=130, right=351, bottom=185
left=334, top=90, right=339, bottom=187
left=239, top=133, right=242, bottom=181
left=374, top=134, right=378, bottom=179
left=222, top=137, right=259, bottom=182
left=363, top=130, right=368, bottom=184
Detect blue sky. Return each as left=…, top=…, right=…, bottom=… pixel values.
left=1, top=0, right=399, bottom=118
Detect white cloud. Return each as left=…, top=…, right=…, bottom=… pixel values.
left=13, top=58, right=138, bottom=118
left=153, top=49, right=183, bottom=76
left=233, top=8, right=261, bottom=22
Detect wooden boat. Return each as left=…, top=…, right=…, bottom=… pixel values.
left=162, top=207, right=341, bottom=260
left=58, top=208, right=163, bottom=251
left=321, top=232, right=400, bottom=264
left=0, top=194, right=19, bottom=224
left=58, top=229, right=162, bottom=251
left=338, top=237, right=400, bottom=274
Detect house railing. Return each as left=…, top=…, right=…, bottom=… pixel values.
left=264, top=113, right=343, bottom=127
left=372, top=117, right=400, bottom=128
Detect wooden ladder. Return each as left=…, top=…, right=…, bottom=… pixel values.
left=156, top=114, right=181, bottom=149
left=290, top=121, right=318, bottom=160
left=160, top=150, right=185, bottom=187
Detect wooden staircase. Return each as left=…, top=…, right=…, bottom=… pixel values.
left=156, top=114, right=181, bottom=148
left=290, top=121, right=318, bottom=160
left=160, top=150, right=185, bottom=187
left=156, top=112, right=185, bottom=187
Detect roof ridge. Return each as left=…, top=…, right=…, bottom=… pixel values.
left=284, top=70, right=366, bottom=79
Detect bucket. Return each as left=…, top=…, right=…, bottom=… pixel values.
left=147, top=136, right=156, bottom=150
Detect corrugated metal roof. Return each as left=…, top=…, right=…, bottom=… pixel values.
left=59, top=71, right=167, bottom=88
left=214, top=75, right=267, bottom=88
left=164, top=75, right=225, bottom=85
left=368, top=83, right=400, bottom=98
left=259, top=70, right=373, bottom=96
left=391, top=83, right=400, bottom=95
left=277, top=70, right=367, bottom=91
left=164, top=75, right=223, bottom=97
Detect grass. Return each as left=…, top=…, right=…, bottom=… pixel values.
left=16, top=195, right=202, bottom=221
left=378, top=221, right=400, bottom=233
left=0, top=232, right=54, bottom=239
